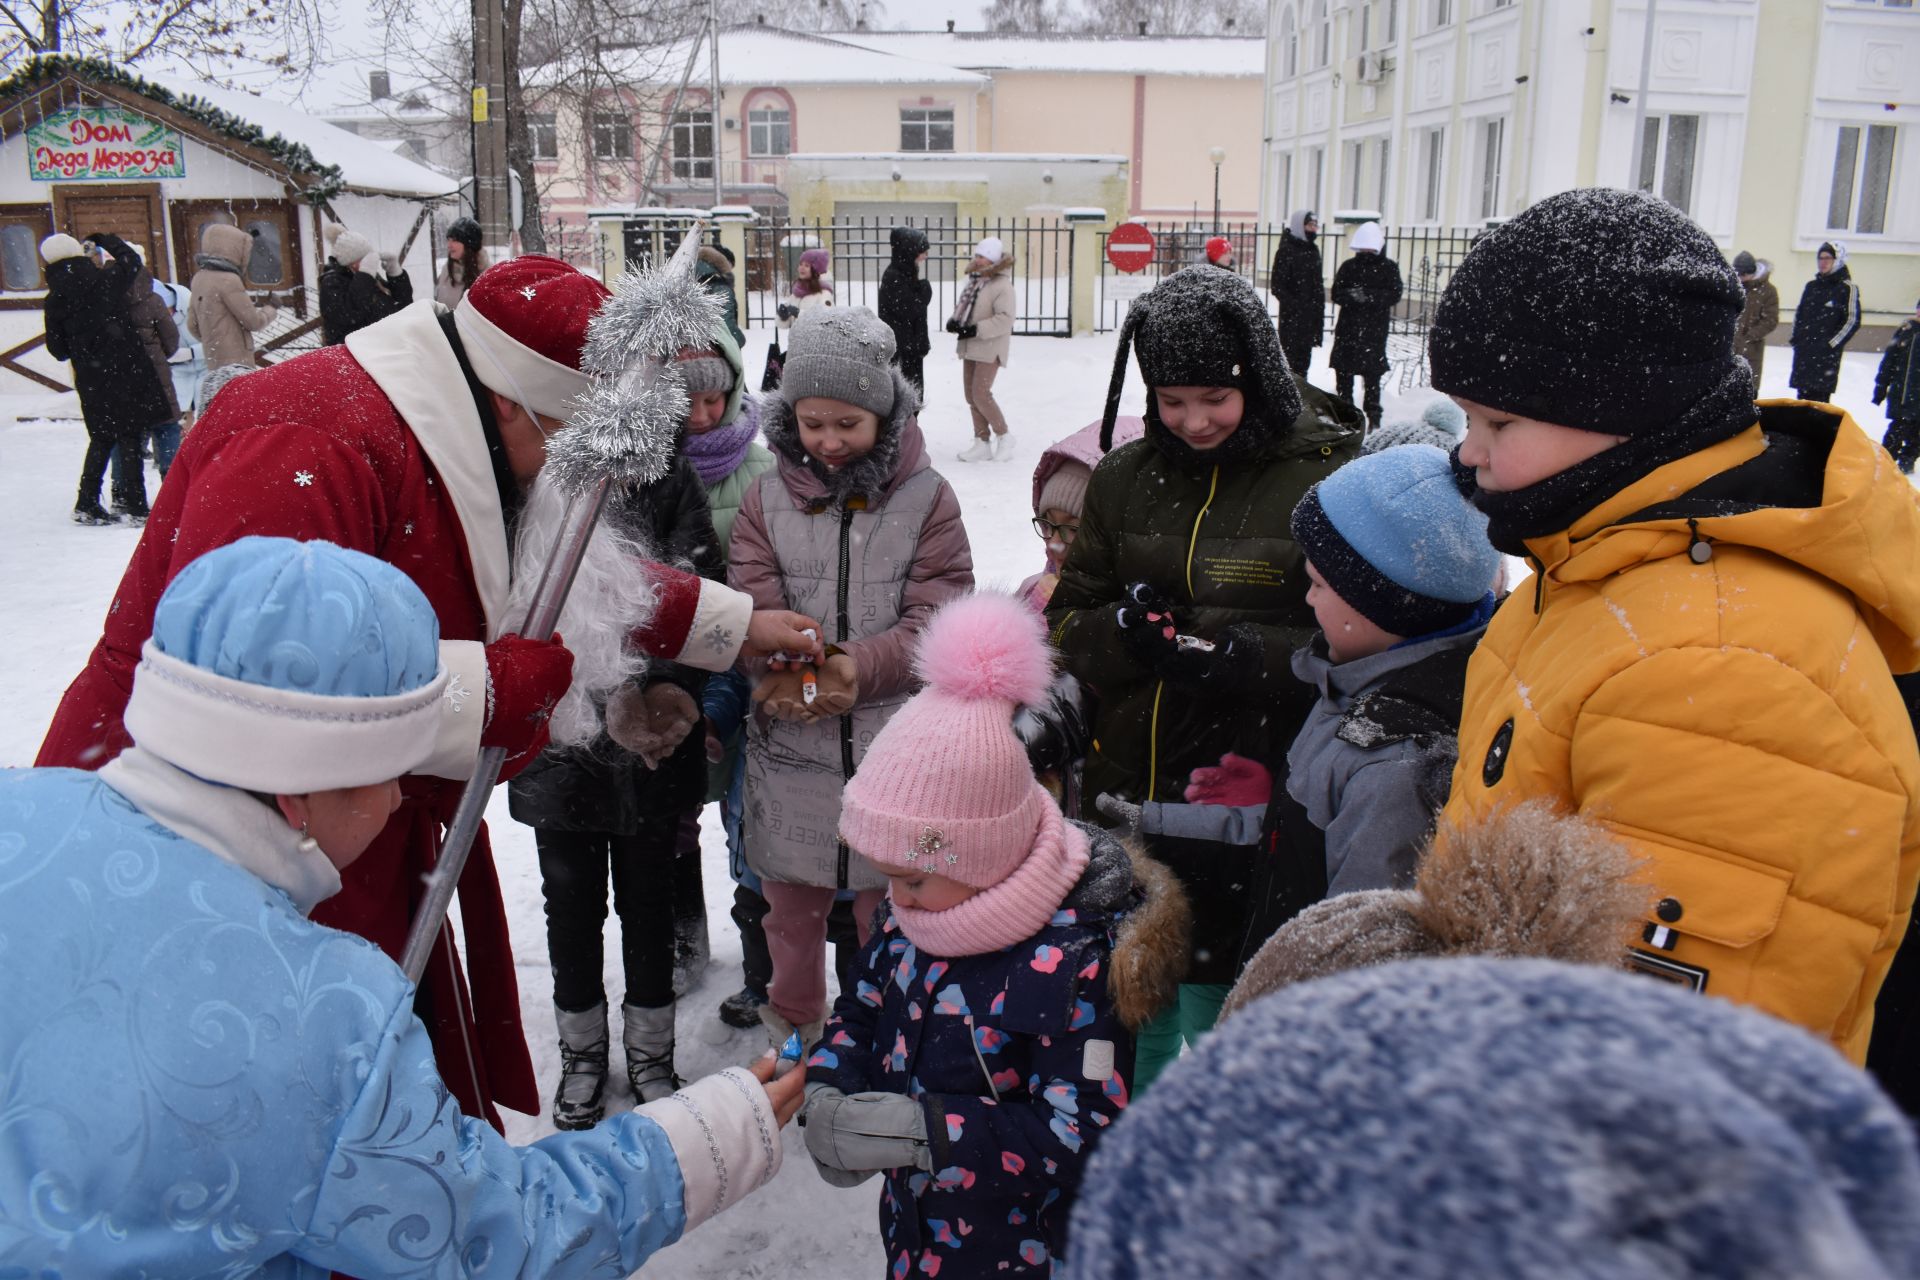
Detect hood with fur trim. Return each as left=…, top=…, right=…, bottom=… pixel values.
left=756, top=365, right=927, bottom=505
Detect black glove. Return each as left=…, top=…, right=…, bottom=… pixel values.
left=1115, top=582, right=1179, bottom=670
left=944, top=318, right=960, bottom=334
left=1873, top=386, right=1887, bottom=405
left=776, top=303, right=798, bottom=322
left=958, top=324, right=979, bottom=340
left=1156, top=623, right=1265, bottom=696
left=1013, top=672, right=1090, bottom=776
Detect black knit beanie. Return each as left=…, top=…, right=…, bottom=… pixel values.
left=1428, top=189, right=1747, bottom=437
left=1101, top=266, right=1305, bottom=454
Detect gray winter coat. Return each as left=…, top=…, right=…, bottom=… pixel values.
left=730, top=378, right=974, bottom=889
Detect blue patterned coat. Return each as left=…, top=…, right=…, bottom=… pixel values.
left=807, top=827, right=1137, bottom=1277
left=0, top=765, right=741, bottom=1277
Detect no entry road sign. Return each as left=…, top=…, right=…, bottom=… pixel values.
left=1106, top=222, right=1155, bottom=274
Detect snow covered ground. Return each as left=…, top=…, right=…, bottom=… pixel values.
left=0, top=332, right=1896, bottom=1277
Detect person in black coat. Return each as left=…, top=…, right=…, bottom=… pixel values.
left=1873, top=298, right=1920, bottom=473
left=40, top=231, right=172, bottom=524
left=508, top=448, right=722, bottom=1130
left=318, top=225, right=413, bottom=346
left=1268, top=209, right=1324, bottom=380
left=878, top=226, right=932, bottom=398
left=1327, top=222, right=1403, bottom=432
left=1789, top=241, right=1861, bottom=403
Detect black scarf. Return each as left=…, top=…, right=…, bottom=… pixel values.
left=1450, top=363, right=1759, bottom=556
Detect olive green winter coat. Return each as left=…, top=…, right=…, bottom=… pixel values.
left=1047, top=383, right=1362, bottom=806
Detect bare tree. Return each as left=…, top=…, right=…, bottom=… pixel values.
left=987, top=0, right=1072, bottom=31
left=0, top=0, right=330, bottom=85
left=711, top=0, right=887, bottom=30
left=1075, top=0, right=1265, bottom=36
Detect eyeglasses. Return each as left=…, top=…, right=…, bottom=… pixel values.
left=1032, top=517, right=1081, bottom=541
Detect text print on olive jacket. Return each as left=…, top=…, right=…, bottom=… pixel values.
left=1439, top=402, right=1920, bottom=1065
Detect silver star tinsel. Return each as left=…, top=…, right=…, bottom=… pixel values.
left=545, top=227, right=726, bottom=496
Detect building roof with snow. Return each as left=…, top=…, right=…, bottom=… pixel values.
left=642, top=27, right=988, bottom=88
left=825, top=31, right=1266, bottom=79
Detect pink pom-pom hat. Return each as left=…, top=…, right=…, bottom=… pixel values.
left=839, top=592, right=1089, bottom=955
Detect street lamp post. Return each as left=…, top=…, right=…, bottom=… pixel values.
left=1209, top=146, right=1226, bottom=232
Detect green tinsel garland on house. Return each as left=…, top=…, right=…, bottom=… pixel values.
left=0, top=54, right=346, bottom=205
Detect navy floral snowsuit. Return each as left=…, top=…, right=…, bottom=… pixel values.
left=808, top=835, right=1136, bottom=1277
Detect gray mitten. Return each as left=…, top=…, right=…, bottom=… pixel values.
left=801, top=1083, right=931, bottom=1182
left=1095, top=791, right=1143, bottom=835
left=379, top=252, right=400, bottom=277
left=605, top=682, right=698, bottom=768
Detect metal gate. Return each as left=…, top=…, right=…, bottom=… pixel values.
left=743, top=217, right=1074, bottom=337
left=1094, top=221, right=1484, bottom=389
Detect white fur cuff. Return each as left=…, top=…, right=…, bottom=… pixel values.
left=639, top=1067, right=783, bottom=1231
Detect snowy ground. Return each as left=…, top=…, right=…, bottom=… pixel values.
left=0, top=333, right=1895, bottom=1277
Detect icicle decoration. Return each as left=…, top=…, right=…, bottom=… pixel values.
left=545, top=227, right=724, bottom=496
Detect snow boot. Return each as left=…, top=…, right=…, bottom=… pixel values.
left=758, top=1005, right=825, bottom=1059
left=552, top=1002, right=609, bottom=1131
left=955, top=438, right=993, bottom=463
left=718, top=985, right=768, bottom=1029
left=111, top=505, right=149, bottom=527
left=992, top=432, right=1017, bottom=462
left=72, top=502, right=116, bottom=526
left=622, top=1001, right=682, bottom=1103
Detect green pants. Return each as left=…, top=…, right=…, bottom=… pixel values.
left=1131, top=982, right=1229, bottom=1094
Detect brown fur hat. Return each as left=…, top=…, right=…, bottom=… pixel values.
left=1220, top=802, right=1652, bottom=1023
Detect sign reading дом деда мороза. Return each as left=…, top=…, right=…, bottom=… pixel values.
left=28, top=106, right=185, bottom=182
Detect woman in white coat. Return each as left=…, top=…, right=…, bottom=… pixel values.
left=950, top=235, right=1018, bottom=462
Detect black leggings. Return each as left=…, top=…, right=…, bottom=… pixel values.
left=537, top=824, right=677, bottom=1013
left=1335, top=371, right=1384, bottom=431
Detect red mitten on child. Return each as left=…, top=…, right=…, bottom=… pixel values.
left=1184, top=752, right=1271, bottom=806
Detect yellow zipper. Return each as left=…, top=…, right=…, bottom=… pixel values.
left=1149, top=465, right=1220, bottom=802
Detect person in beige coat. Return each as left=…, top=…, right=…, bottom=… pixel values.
left=186, top=222, right=278, bottom=375
left=949, top=236, right=1017, bottom=463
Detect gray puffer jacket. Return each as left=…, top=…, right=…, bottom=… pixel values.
left=728, top=376, right=974, bottom=889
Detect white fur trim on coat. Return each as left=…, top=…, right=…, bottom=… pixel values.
left=123, top=641, right=450, bottom=794
left=638, top=1067, right=783, bottom=1230
left=345, top=302, right=512, bottom=639
left=415, top=639, right=490, bottom=781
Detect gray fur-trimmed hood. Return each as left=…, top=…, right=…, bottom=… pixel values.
left=756, top=366, right=925, bottom=505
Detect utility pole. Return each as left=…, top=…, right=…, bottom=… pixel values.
left=708, top=0, right=723, bottom=210
left=472, top=0, right=512, bottom=256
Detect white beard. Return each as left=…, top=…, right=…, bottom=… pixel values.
left=506, top=470, right=659, bottom=747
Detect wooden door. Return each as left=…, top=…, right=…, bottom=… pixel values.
left=169, top=198, right=306, bottom=315
left=50, top=182, right=169, bottom=280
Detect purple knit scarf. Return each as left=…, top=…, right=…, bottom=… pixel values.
left=682, top=413, right=759, bottom=486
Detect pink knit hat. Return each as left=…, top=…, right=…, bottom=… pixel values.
left=839, top=593, right=1089, bottom=954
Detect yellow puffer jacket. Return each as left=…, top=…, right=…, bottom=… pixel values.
left=1441, top=401, right=1920, bottom=1063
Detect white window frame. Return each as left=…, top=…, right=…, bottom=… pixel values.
left=747, top=104, right=791, bottom=157
left=900, top=106, right=956, bottom=153
left=1827, top=122, right=1898, bottom=235
left=1476, top=115, right=1506, bottom=221
left=591, top=110, right=632, bottom=161
left=1314, top=0, right=1331, bottom=70
left=670, top=108, right=713, bottom=179
left=1309, top=145, right=1327, bottom=212
left=1417, top=125, right=1446, bottom=222
left=1282, top=5, right=1299, bottom=77
left=527, top=111, right=558, bottom=161
left=1636, top=113, right=1700, bottom=214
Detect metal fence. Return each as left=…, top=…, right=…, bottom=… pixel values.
left=743, top=217, right=1075, bottom=337
left=1093, top=221, right=1485, bottom=389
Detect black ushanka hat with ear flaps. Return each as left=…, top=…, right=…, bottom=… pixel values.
left=1100, top=266, right=1306, bottom=453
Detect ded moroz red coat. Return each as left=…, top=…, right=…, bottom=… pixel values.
left=37, top=299, right=746, bottom=1129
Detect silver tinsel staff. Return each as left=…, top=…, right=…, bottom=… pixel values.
left=400, top=227, right=722, bottom=985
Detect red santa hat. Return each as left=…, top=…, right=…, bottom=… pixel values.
left=452, top=254, right=612, bottom=422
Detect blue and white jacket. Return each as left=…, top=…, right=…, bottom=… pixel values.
left=0, top=751, right=780, bottom=1277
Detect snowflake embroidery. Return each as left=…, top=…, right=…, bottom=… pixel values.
left=702, top=623, right=735, bottom=654
left=403, top=521, right=415, bottom=536
left=443, top=670, right=473, bottom=713
left=293, top=470, right=314, bottom=487
left=520, top=285, right=537, bottom=300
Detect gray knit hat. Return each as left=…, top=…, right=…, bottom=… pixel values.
left=674, top=346, right=736, bottom=396
left=1361, top=398, right=1467, bottom=455
left=781, top=306, right=898, bottom=417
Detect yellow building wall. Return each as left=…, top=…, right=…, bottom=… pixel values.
left=1138, top=75, right=1263, bottom=217
left=984, top=72, right=1136, bottom=156
left=719, top=81, right=984, bottom=169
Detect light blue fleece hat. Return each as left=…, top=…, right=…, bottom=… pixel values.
left=125, top=537, right=448, bottom=792
left=1291, top=443, right=1500, bottom=637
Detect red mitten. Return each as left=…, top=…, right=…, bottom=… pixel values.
left=1184, top=752, right=1271, bottom=807
left=483, top=632, right=575, bottom=765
